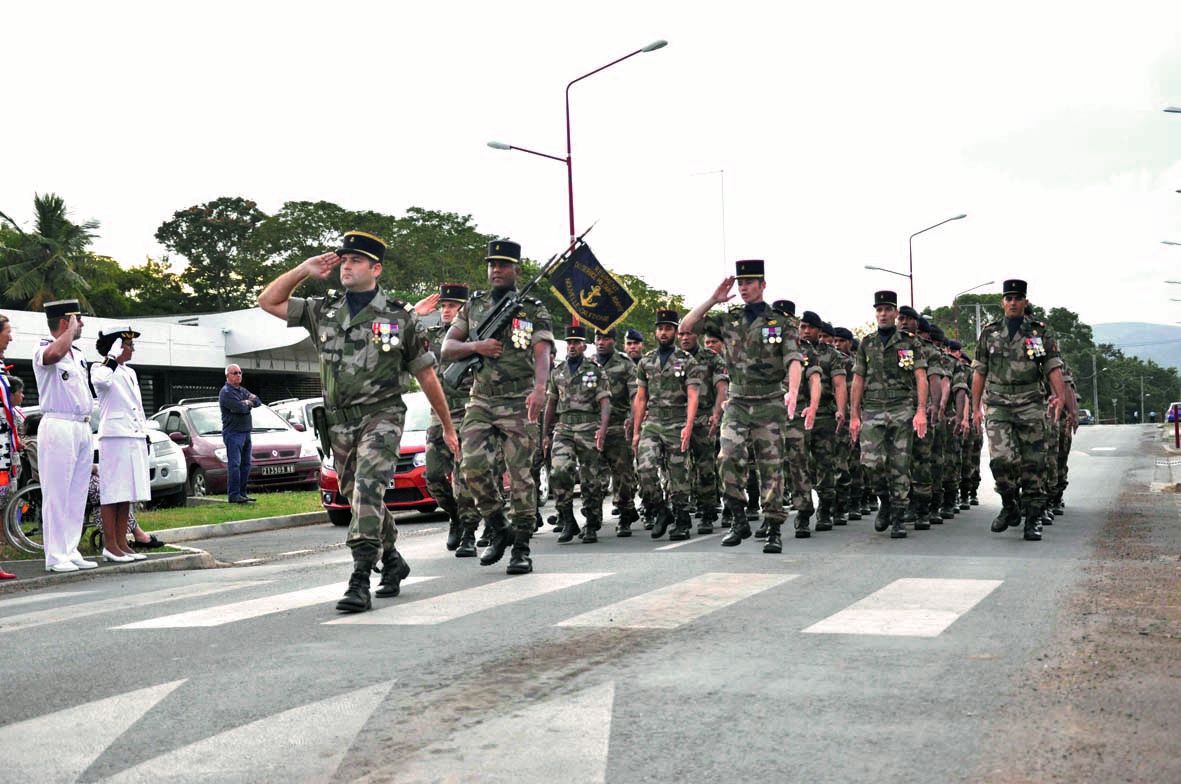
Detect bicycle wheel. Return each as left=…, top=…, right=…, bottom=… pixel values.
left=5, top=482, right=45, bottom=554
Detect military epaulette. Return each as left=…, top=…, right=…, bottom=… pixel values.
left=521, top=295, right=546, bottom=307
left=982, top=319, right=1001, bottom=330
left=1028, top=318, right=1047, bottom=328
left=389, top=299, right=406, bottom=311
left=326, top=289, right=340, bottom=299
left=471, top=290, right=486, bottom=299
left=728, top=304, right=744, bottom=315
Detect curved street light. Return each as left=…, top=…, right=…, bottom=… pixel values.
left=909, top=214, right=967, bottom=307
left=952, top=279, right=994, bottom=339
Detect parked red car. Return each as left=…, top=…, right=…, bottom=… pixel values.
left=319, top=392, right=437, bottom=526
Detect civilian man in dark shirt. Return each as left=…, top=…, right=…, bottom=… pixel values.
left=219, top=363, right=259, bottom=503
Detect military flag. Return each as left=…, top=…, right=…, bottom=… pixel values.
left=548, top=242, right=636, bottom=333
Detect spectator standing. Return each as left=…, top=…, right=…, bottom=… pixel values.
left=0, top=314, right=19, bottom=579
left=219, top=364, right=259, bottom=504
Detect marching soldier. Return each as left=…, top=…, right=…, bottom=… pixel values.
left=897, top=308, right=941, bottom=529
left=592, top=328, right=640, bottom=534
left=968, top=280, right=1068, bottom=542
left=800, top=312, right=848, bottom=532
left=442, top=240, right=554, bottom=574
left=942, top=336, right=972, bottom=516
left=849, top=290, right=929, bottom=539
left=259, top=231, right=459, bottom=612
left=1050, top=362, right=1080, bottom=515
left=923, top=322, right=954, bottom=525
left=424, top=283, right=483, bottom=557
left=682, top=261, right=804, bottom=554
left=624, top=329, right=645, bottom=364
left=544, top=325, right=611, bottom=543
left=678, top=325, right=729, bottom=534
left=831, top=327, right=859, bottom=523
left=632, top=309, right=704, bottom=540
left=929, top=325, right=963, bottom=521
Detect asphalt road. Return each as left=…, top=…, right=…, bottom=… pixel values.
left=0, top=424, right=1166, bottom=783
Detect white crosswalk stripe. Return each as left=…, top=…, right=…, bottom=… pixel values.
left=327, top=572, right=612, bottom=626
left=556, top=572, right=798, bottom=630
left=802, top=577, right=1003, bottom=637
left=114, top=577, right=439, bottom=629
left=0, top=581, right=265, bottom=634
left=0, top=680, right=186, bottom=783
left=0, top=589, right=97, bottom=610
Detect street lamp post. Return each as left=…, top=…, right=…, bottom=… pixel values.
left=488, top=39, right=668, bottom=245
left=908, top=214, right=967, bottom=307
left=952, top=279, right=994, bottom=339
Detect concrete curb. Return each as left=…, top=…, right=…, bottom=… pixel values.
left=1151, top=456, right=1180, bottom=492
left=0, top=546, right=219, bottom=596
left=154, top=511, right=329, bottom=543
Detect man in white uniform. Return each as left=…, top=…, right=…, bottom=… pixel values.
left=33, top=300, right=97, bottom=573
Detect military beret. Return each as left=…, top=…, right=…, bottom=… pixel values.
left=833, top=327, right=854, bottom=341
left=703, top=324, right=723, bottom=341
left=928, top=324, right=946, bottom=343
left=595, top=327, right=617, bottom=339
left=947, top=339, right=962, bottom=351
left=898, top=305, right=920, bottom=320
left=44, top=299, right=82, bottom=320
left=801, top=310, right=824, bottom=329
left=625, top=328, right=644, bottom=342
left=337, top=231, right=386, bottom=263
left=821, top=321, right=835, bottom=337
left=916, top=316, right=931, bottom=333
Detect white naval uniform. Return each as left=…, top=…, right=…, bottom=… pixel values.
left=32, top=338, right=94, bottom=569
left=91, top=359, right=150, bottom=504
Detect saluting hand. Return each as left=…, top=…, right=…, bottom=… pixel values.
left=301, top=252, right=341, bottom=279
left=711, top=276, right=737, bottom=305
left=413, top=293, right=440, bottom=316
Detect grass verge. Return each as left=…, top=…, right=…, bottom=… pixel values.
left=136, top=490, right=323, bottom=532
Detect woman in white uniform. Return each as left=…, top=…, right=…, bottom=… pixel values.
left=89, top=326, right=149, bottom=562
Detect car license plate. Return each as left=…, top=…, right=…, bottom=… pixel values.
left=260, top=464, right=295, bottom=476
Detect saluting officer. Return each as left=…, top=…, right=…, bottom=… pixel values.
left=682, top=261, right=804, bottom=554
left=544, top=325, right=611, bottom=543
left=968, top=279, right=1068, bottom=541
left=424, top=283, right=482, bottom=557
left=849, top=290, right=929, bottom=539
left=259, top=231, right=458, bottom=612
left=34, top=300, right=98, bottom=573
left=442, top=240, right=554, bottom=575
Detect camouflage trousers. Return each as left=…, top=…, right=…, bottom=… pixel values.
left=1044, top=416, right=1072, bottom=500
left=460, top=397, right=537, bottom=536
left=1054, top=419, right=1072, bottom=498
left=834, top=425, right=855, bottom=506
left=425, top=418, right=480, bottom=526
left=985, top=403, right=1048, bottom=514
left=637, top=414, right=690, bottom=508
left=720, top=398, right=787, bottom=523
left=687, top=416, right=720, bottom=511
left=597, top=425, right=637, bottom=512
left=551, top=423, right=603, bottom=512
left=329, top=408, right=405, bottom=551
left=807, top=415, right=839, bottom=506
left=909, top=412, right=935, bottom=507
left=783, top=415, right=813, bottom=514
left=859, top=401, right=916, bottom=508
left=964, top=428, right=984, bottom=493
left=939, top=421, right=961, bottom=504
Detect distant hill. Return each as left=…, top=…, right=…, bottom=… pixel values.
left=1092, top=323, right=1181, bottom=371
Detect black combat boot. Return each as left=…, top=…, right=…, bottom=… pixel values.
left=794, top=507, right=812, bottom=539
left=642, top=505, right=655, bottom=530
left=969, top=487, right=979, bottom=506
left=651, top=504, right=674, bottom=539
left=455, top=521, right=478, bottom=558
left=668, top=507, right=692, bottom=541
left=913, top=501, right=931, bottom=530
left=1052, top=494, right=1065, bottom=516
left=556, top=506, right=581, bottom=544
left=610, top=505, right=620, bottom=517
left=1023, top=511, right=1043, bottom=542
left=763, top=521, right=783, bottom=553
left=698, top=505, right=717, bottom=534
left=616, top=507, right=638, bottom=537
left=815, top=499, right=833, bottom=532
left=336, top=542, right=379, bottom=613
left=479, top=512, right=513, bottom=565
left=1040, top=508, right=1054, bottom=527
left=845, top=495, right=862, bottom=521
left=374, top=547, right=411, bottom=598
left=991, top=492, right=1020, bottom=533
left=721, top=505, right=732, bottom=527
left=901, top=501, right=918, bottom=523
left=890, top=508, right=908, bottom=539
left=926, top=500, right=943, bottom=526
left=865, top=493, right=879, bottom=512
left=722, top=505, right=751, bottom=546
left=506, top=530, right=533, bottom=574
left=754, top=518, right=770, bottom=539
left=548, top=513, right=560, bottom=531
left=582, top=507, right=602, bottom=544
left=477, top=525, right=491, bottom=547
left=941, top=487, right=957, bottom=519
left=442, top=500, right=462, bottom=551
left=833, top=496, right=849, bottom=525
left=873, top=495, right=892, bottom=532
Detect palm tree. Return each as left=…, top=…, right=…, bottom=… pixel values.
left=0, top=193, right=97, bottom=310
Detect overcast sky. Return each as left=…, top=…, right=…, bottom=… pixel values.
left=4, top=0, right=1181, bottom=332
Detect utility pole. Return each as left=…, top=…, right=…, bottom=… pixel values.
left=1091, top=353, right=1100, bottom=418
left=1140, top=375, right=1145, bottom=424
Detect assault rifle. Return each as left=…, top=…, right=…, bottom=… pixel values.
left=442, top=224, right=595, bottom=391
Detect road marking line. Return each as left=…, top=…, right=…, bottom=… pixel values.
left=0, top=582, right=265, bottom=634
left=802, top=578, right=1003, bottom=637
left=557, top=572, right=797, bottom=630
left=233, top=558, right=265, bottom=565
left=655, top=533, right=723, bottom=550
left=1091, top=447, right=1117, bottom=452
left=327, top=572, right=612, bottom=626
left=0, top=680, right=186, bottom=783
left=0, top=590, right=97, bottom=609
left=114, top=577, right=439, bottom=629
left=104, top=682, right=393, bottom=784
left=278, top=549, right=314, bottom=557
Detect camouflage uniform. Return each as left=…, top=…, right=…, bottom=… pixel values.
left=425, top=321, right=480, bottom=548
left=973, top=313, right=1063, bottom=535
left=704, top=301, right=803, bottom=546
left=783, top=336, right=814, bottom=528
left=594, top=349, right=639, bottom=529
left=909, top=339, right=945, bottom=524
left=547, top=355, right=610, bottom=537
left=635, top=347, right=705, bottom=535
left=454, top=289, right=555, bottom=542
left=833, top=347, right=860, bottom=521
left=943, top=356, right=971, bottom=513
left=854, top=327, right=927, bottom=533
left=685, top=345, right=728, bottom=528
left=289, top=288, right=434, bottom=553
left=1051, top=366, right=1077, bottom=511
left=803, top=339, right=847, bottom=529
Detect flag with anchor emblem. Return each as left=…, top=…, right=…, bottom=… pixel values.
left=548, top=242, right=636, bottom=333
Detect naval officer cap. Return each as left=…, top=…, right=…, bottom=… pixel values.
left=336, top=230, right=386, bottom=263
left=44, top=299, right=82, bottom=321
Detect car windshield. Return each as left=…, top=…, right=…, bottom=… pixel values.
left=188, top=405, right=293, bottom=435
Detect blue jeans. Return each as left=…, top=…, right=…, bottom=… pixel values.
left=224, top=430, right=252, bottom=499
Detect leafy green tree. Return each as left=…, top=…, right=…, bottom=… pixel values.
left=0, top=193, right=98, bottom=310
left=155, top=197, right=267, bottom=312
left=122, top=256, right=192, bottom=315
